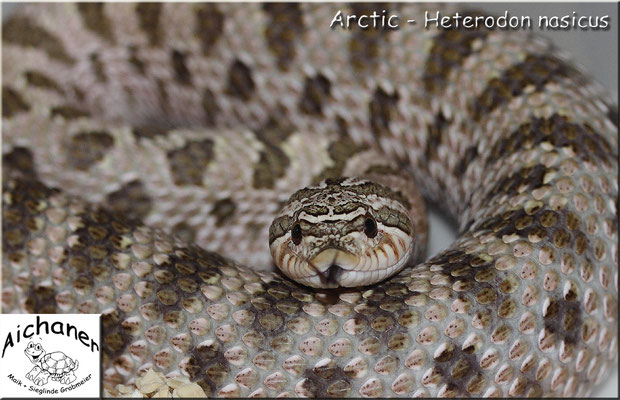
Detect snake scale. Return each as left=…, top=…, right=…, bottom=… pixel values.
left=2, top=2, right=618, bottom=398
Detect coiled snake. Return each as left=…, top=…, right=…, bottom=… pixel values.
left=2, top=3, right=618, bottom=397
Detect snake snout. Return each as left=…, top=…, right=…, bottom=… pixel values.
left=320, top=263, right=344, bottom=285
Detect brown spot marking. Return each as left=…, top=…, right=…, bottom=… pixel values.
left=50, top=105, right=90, bottom=120
left=423, top=11, right=489, bottom=93
left=131, top=126, right=170, bottom=139
left=202, top=88, right=219, bottom=126
left=487, top=114, right=617, bottom=167
left=25, top=285, right=58, bottom=313
left=24, top=71, right=63, bottom=93
left=128, top=45, right=146, bottom=75
left=263, top=3, right=304, bottom=70
left=167, top=139, right=215, bottom=186
left=90, top=53, right=107, bottom=82
left=455, top=145, right=478, bottom=177
left=71, top=85, right=86, bottom=102
left=348, top=3, right=393, bottom=74
left=251, top=107, right=296, bottom=189
left=226, top=59, right=255, bottom=101
left=607, top=105, right=618, bottom=127
left=3, top=147, right=37, bottom=178
left=425, top=110, right=451, bottom=160
left=63, top=208, right=137, bottom=358
left=471, top=54, right=580, bottom=121
left=252, top=145, right=289, bottom=189
left=105, top=180, right=152, bottom=220
left=3, top=16, right=75, bottom=64
left=194, top=3, right=224, bottom=55
left=484, top=164, right=547, bottom=202
left=2, top=86, right=30, bottom=118
left=67, top=131, right=115, bottom=170
left=369, top=87, right=400, bottom=137
left=156, top=79, right=169, bottom=113
left=210, top=198, right=237, bottom=227
left=187, top=339, right=229, bottom=395
left=313, top=137, right=369, bottom=183
left=299, top=73, right=331, bottom=115
left=172, top=222, right=196, bottom=244
left=472, top=206, right=593, bottom=263
left=77, top=3, right=115, bottom=43
left=543, top=297, right=582, bottom=345
left=2, top=179, right=61, bottom=297
left=136, top=3, right=163, bottom=46
left=171, top=49, right=192, bottom=85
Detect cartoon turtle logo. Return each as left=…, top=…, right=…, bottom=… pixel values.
left=24, top=342, right=79, bottom=386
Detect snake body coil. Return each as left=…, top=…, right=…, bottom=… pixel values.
left=2, top=3, right=618, bottom=397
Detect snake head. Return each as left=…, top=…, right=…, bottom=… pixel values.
left=269, top=177, right=416, bottom=288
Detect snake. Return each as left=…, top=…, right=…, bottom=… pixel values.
left=2, top=2, right=618, bottom=398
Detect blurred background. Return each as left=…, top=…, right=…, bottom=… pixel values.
left=2, top=2, right=618, bottom=397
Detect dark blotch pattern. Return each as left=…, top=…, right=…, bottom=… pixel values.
left=348, top=3, right=393, bottom=74
left=167, top=139, right=215, bottom=186
left=432, top=341, right=482, bottom=396
left=607, top=105, right=618, bottom=127
left=487, top=114, right=617, bottom=167
left=313, top=137, right=369, bottom=183
left=425, top=110, right=451, bottom=160
left=90, top=53, right=107, bottom=82
left=67, top=131, right=115, bottom=171
left=252, top=146, right=289, bottom=189
left=172, top=222, right=196, bottom=244
left=136, top=3, right=163, bottom=46
left=3, top=16, right=75, bottom=64
left=423, top=12, right=488, bottom=93
left=202, top=88, right=219, bottom=126
left=156, top=79, right=170, bottom=113
left=263, top=3, right=305, bottom=70
left=50, top=105, right=90, bottom=120
left=2, top=179, right=61, bottom=311
left=24, top=70, right=63, bottom=93
left=77, top=3, right=115, bottom=43
left=131, top=126, right=170, bottom=139
left=210, top=198, right=237, bottom=227
left=171, top=49, right=192, bottom=85
left=542, top=297, right=582, bottom=345
left=484, top=163, right=547, bottom=202
left=127, top=46, right=146, bottom=75
left=455, top=145, right=478, bottom=177
left=194, top=3, right=224, bottom=55
left=369, top=87, right=400, bottom=137
left=251, top=108, right=296, bottom=189
left=3, top=146, right=37, bottom=179
left=226, top=59, right=255, bottom=101
left=470, top=54, right=579, bottom=121
left=299, top=73, right=331, bottom=115
left=105, top=180, right=153, bottom=221
left=2, top=86, right=30, bottom=118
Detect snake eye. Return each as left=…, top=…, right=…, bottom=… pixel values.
left=291, top=223, right=303, bottom=245
left=364, top=217, right=378, bottom=238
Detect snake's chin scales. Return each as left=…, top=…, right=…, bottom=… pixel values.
left=2, top=2, right=617, bottom=398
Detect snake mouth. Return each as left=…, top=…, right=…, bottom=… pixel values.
left=305, top=247, right=412, bottom=288
left=319, top=264, right=344, bottom=286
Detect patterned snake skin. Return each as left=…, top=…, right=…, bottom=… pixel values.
left=2, top=3, right=618, bottom=397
